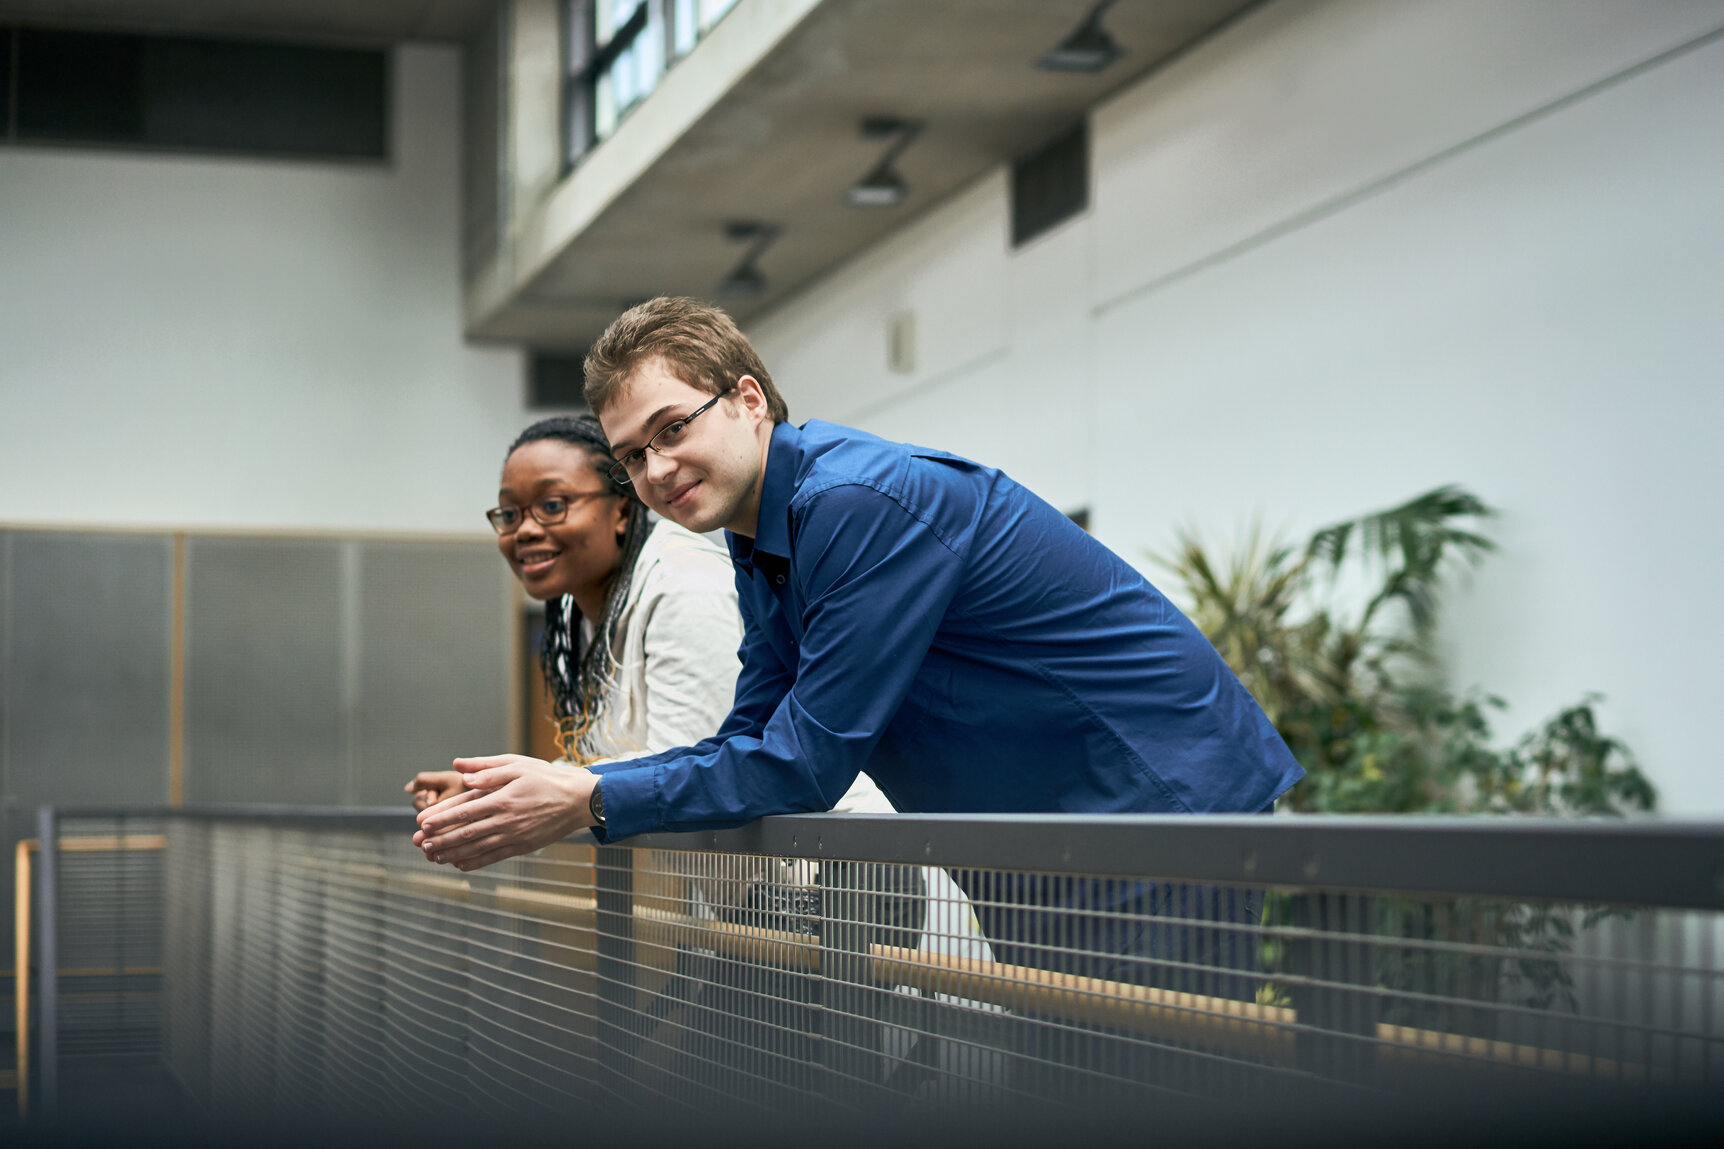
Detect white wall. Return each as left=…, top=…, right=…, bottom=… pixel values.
left=0, top=45, right=532, bottom=535
left=749, top=0, right=1724, bottom=813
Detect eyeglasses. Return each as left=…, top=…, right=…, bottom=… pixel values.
left=485, top=491, right=609, bottom=535
left=607, top=392, right=727, bottom=485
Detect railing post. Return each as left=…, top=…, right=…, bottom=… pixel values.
left=818, top=859, right=884, bottom=1108
left=593, top=844, right=636, bottom=1095
left=35, top=806, right=59, bottom=1120
left=1287, top=890, right=1377, bottom=1087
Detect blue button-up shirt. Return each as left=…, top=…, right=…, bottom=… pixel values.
left=591, top=420, right=1303, bottom=840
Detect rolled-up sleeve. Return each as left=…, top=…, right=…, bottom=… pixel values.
left=591, top=484, right=965, bottom=839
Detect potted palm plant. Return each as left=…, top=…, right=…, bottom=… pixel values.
left=1156, top=487, right=1654, bottom=1054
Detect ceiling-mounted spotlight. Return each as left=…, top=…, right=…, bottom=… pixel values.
left=845, top=117, right=923, bottom=208
left=847, top=163, right=908, bottom=208
left=717, top=261, right=766, bottom=298
left=1038, top=0, right=1123, bottom=73
left=717, top=220, right=779, bottom=298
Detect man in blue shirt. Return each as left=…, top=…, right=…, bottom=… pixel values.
left=415, top=297, right=1301, bottom=873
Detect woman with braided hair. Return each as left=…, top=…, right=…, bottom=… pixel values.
left=409, top=413, right=916, bottom=1087
left=406, top=414, right=744, bottom=807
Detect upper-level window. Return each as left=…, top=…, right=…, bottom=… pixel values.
left=563, top=0, right=737, bottom=170
left=0, top=25, right=387, bottom=161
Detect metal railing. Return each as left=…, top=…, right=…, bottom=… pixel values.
left=10, top=810, right=166, bottom=1118
left=12, top=806, right=1724, bottom=1131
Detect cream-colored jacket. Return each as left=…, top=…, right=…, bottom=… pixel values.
left=578, top=519, right=743, bottom=762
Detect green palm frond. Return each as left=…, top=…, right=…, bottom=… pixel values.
left=1154, top=484, right=1645, bottom=816
left=1158, top=523, right=1305, bottom=722
left=1306, top=485, right=1497, bottom=636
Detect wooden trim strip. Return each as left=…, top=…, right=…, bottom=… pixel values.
left=636, top=905, right=821, bottom=971
left=508, top=578, right=525, bottom=755
left=13, top=839, right=32, bottom=1117
left=1375, top=1022, right=1653, bottom=1081
left=346, top=866, right=1665, bottom=1082
left=51, top=835, right=166, bottom=853
left=2, top=966, right=163, bottom=979
left=869, top=943, right=1296, bottom=1060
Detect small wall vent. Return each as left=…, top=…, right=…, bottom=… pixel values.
left=1011, top=122, right=1089, bottom=247
left=528, top=351, right=589, bottom=410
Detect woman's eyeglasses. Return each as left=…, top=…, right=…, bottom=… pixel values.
left=486, top=492, right=609, bottom=535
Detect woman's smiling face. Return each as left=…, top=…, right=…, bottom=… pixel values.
left=495, top=439, right=628, bottom=604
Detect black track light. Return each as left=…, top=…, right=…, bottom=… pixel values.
left=1038, top=0, right=1123, bottom=73
left=717, top=261, right=766, bottom=298
left=845, top=117, right=922, bottom=208
left=846, top=161, right=909, bottom=208
left=717, top=221, right=778, bottom=297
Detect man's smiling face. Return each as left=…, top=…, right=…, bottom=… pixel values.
left=598, top=356, right=773, bottom=537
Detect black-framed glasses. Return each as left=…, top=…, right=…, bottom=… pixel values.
left=607, top=392, right=727, bottom=484
left=485, top=491, right=609, bottom=535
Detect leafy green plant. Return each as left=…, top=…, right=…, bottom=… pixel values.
left=1156, top=485, right=1654, bottom=816
left=1160, top=487, right=1655, bottom=1027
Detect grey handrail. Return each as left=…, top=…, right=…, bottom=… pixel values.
left=46, top=804, right=1724, bottom=910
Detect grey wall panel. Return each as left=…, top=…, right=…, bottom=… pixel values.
left=1, top=532, right=8, bottom=815
left=2, top=532, right=10, bottom=842
left=2, top=533, right=12, bottom=997
left=2, top=531, right=173, bottom=807
left=355, top=541, right=510, bottom=806
left=1, top=529, right=173, bottom=978
left=185, top=538, right=343, bottom=805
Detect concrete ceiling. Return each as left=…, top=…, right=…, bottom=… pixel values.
left=0, top=0, right=494, bottom=44
left=477, top=0, right=1258, bottom=348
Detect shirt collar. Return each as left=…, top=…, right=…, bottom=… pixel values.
left=747, top=420, right=802, bottom=562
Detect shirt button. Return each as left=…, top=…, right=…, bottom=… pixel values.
left=775, top=574, right=786, bottom=585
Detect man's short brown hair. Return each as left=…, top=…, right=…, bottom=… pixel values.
left=584, top=297, right=790, bottom=423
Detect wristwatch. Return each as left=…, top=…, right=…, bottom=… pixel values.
left=588, top=778, right=606, bottom=827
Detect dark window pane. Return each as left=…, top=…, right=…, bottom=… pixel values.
left=1011, top=122, right=1089, bottom=247
left=140, top=38, right=385, bottom=158
left=564, top=77, right=594, bottom=165
left=530, top=352, right=590, bottom=409
left=2, top=28, right=15, bottom=137
left=563, top=0, right=596, bottom=167
left=13, top=26, right=385, bottom=160
left=15, top=28, right=146, bottom=143
left=566, top=0, right=595, bottom=72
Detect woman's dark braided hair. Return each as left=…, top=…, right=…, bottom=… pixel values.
left=506, top=415, right=653, bottom=762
